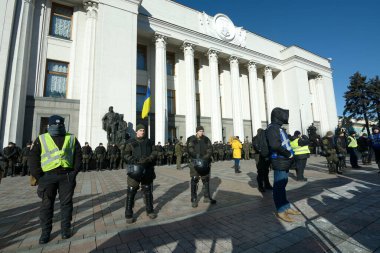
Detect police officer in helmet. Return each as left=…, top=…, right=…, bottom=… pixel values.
left=187, top=126, right=216, bottom=208
left=28, top=115, right=82, bottom=244
left=123, top=124, right=157, bottom=223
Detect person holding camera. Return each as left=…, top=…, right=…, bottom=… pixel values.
left=186, top=126, right=216, bottom=208
left=123, top=124, right=157, bottom=223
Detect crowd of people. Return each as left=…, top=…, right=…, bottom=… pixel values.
left=1, top=109, right=380, bottom=244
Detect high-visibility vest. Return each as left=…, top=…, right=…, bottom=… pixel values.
left=348, top=136, right=358, bottom=148
left=39, top=133, right=75, bottom=172
left=290, top=138, right=310, bottom=155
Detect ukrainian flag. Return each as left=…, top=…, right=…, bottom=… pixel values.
left=141, top=80, right=151, bottom=119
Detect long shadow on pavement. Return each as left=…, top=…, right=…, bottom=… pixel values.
left=93, top=165, right=380, bottom=252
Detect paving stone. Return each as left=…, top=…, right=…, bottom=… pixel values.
left=0, top=157, right=379, bottom=252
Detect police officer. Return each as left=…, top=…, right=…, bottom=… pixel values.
left=94, top=143, right=106, bottom=171
left=290, top=131, right=310, bottom=181
left=370, top=126, right=380, bottom=173
left=21, top=142, right=32, bottom=176
left=81, top=142, right=93, bottom=172
left=243, top=138, right=250, bottom=160
left=155, top=142, right=164, bottom=166
left=3, top=142, right=18, bottom=177
left=187, top=126, right=216, bottom=208
left=175, top=141, right=183, bottom=170
left=166, top=142, right=175, bottom=166
left=123, top=124, right=157, bottom=223
left=28, top=115, right=82, bottom=244
left=218, top=141, right=225, bottom=161
left=322, top=131, right=339, bottom=173
left=347, top=131, right=360, bottom=168
left=108, top=143, right=120, bottom=170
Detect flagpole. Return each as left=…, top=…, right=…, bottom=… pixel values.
left=148, top=113, right=151, bottom=139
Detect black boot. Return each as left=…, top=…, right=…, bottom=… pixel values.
left=235, top=165, right=241, bottom=173
left=257, top=175, right=265, bottom=192
left=125, top=186, right=137, bottom=223
left=202, top=177, right=216, bottom=204
left=61, top=227, right=72, bottom=239
left=39, top=231, right=51, bottom=244
left=336, top=164, right=343, bottom=174
left=142, top=184, right=157, bottom=219
left=191, top=176, right=199, bottom=208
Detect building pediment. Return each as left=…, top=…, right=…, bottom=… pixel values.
left=199, top=12, right=246, bottom=48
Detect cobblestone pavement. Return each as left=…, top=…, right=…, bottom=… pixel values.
left=0, top=156, right=380, bottom=253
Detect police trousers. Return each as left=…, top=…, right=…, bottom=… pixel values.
left=37, top=171, right=76, bottom=233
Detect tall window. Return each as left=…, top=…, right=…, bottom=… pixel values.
left=194, top=58, right=200, bottom=80
left=137, top=44, right=147, bottom=70
left=40, top=117, right=49, bottom=134
left=196, top=93, right=200, bottom=116
left=166, top=52, right=175, bottom=76
left=167, top=89, right=176, bottom=115
left=44, top=60, right=69, bottom=98
left=168, top=127, right=176, bottom=142
left=136, top=85, right=147, bottom=112
left=50, top=3, right=73, bottom=40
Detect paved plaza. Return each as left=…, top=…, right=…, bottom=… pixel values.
left=0, top=156, right=380, bottom=253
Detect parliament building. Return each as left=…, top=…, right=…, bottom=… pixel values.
left=0, top=0, right=338, bottom=147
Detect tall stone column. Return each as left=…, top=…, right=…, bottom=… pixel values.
left=229, top=56, right=244, bottom=138
left=264, top=66, right=274, bottom=122
left=183, top=42, right=197, bottom=138
left=208, top=49, right=223, bottom=142
left=2, top=0, right=35, bottom=146
left=315, top=75, right=329, bottom=135
left=309, top=78, right=320, bottom=121
left=78, top=0, right=98, bottom=144
left=155, top=34, right=167, bottom=144
left=248, top=61, right=261, bottom=136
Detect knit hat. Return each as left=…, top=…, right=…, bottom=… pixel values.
left=326, top=131, right=334, bottom=136
left=136, top=124, right=145, bottom=131
left=294, top=130, right=301, bottom=136
left=48, top=115, right=64, bottom=126
left=196, top=126, right=204, bottom=132
left=349, top=130, right=356, bottom=135
left=372, top=126, right=380, bottom=132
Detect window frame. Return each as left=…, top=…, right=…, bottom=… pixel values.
left=49, top=2, right=74, bottom=40
left=196, top=93, right=201, bottom=116
left=136, top=85, right=147, bottom=112
left=167, top=89, right=176, bottom=115
left=44, top=59, right=70, bottom=98
left=194, top=58, right=200, bottom=80
left=166, top=52, right=176, bottom=76
left=137, top=44, right=148, bottom=71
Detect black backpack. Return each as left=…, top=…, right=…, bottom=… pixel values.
left=252, top=129, right=270, bottom=158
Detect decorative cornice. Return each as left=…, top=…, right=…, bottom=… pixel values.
left=141, top=16, right=333, bottom=74
left=247, top=61, right=257, bottom=69
left=229, top=56, right=239, bottom=64
left=84, top=0, right=99, bottom=18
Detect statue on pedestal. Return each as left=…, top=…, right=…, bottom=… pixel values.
left=102, top=106, right=118, bottom=144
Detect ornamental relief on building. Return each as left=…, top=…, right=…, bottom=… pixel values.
left=199, top=12, right=247, bottom=47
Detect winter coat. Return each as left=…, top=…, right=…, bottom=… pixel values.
left=266, top=108, right=294, bottom=170
left=231, top=139, right=242, bottom=159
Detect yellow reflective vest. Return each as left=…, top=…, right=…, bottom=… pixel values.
left=290, top=138, right=310, bottom=155
left=348, top=136, right=358, bottom=148
left=39, top=133, right=75, bottom=172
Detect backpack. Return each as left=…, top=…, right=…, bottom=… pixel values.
left=252, top=129, right=270, bottom=158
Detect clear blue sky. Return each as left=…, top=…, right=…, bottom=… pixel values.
left=175, top=0, right=380, bottom=116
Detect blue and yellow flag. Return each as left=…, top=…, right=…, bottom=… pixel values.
left=141, top=80, right=151, bottom=119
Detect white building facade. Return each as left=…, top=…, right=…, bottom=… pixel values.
left=0, top=0, right=338, bottom=147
